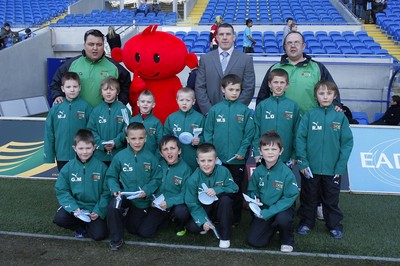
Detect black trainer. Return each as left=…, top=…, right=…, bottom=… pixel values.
left=109, top=239, right=124, bottom=251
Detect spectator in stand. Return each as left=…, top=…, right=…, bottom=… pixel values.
left=370, top=95, right=400, bottom=125
left=135, top=0, right=150, bottom=15
left=106, top=26, right=121, bottom=51
left=362, top=0, right=373, bottom=24
left=210, top=15, right=223, bottom=50
left=151, top=0, right=162, bottom=15
left=0, top=22, right=12, bottom=49
left=243, top=19, right=256, bottom=54
left=282, top=18, right=294, bottom=41
left=24, top=28, right=35, bottom=39
left=371, top=0, right=387, bottom=23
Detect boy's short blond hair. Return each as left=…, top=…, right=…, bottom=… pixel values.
left=196, top=143, right=217, bottom=157
left=101, top=77, right=120, bottom=94
left=139, top=89, right=155, bottom=101
left=177, top=87, right=195, bottom=100
left=126, top=121, right=146, bottom=133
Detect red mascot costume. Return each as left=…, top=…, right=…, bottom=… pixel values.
left=111, top=25, right=198, bottom=123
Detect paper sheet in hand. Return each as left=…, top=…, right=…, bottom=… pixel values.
left=121, top=191, right=143, bottom=200
left=199, top=192, right=218, bottom=205
left=242, top=193, right=263, bottom=206
left=249, top=202, right=262, bottom=218
left=73, top=210, right=91, bottom=223
left=152, top=194, right=166, bottom=211
left=193, top=128, right=203, bottom=138
left=178, top=132, right=193, bottom=144
left=205, top=217, right=220, bottom=239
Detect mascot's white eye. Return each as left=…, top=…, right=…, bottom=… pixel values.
left=135, top=53, right=140, bottom=62
left=154, top=53, right=160, bottom=63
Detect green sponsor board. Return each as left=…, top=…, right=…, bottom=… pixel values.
left=0, top=118, right=57, bottom=178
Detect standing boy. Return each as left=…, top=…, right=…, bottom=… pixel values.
left=53, top=129, right=109, bottom=240
left=185, top=143, right=238, bottom=248
left=252, top=69, right=300, bottom=166
left=204, top=74, right=255, bottom=226
left=296, top=80, right=353, bottom=239
left=138, top=135, right=192, bottom=238
left=87, top=77, right=131, bottom=166
left=44, top=72, right=92, bottom=171
left=106, top=122, right=162, bottom=250
left=164, top=87, right=205, bottom=171
left=131, top=89, right=163, bottom=155
left=247, top=131, right=299, bottom=252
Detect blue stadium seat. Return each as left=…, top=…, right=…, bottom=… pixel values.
left=373, top=112, right=384, bottom=121
left=352, top=112, right=369, bottom=124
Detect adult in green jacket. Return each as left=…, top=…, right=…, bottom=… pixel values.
left=164, top=108, right=205, bottom=171
left=50, top=29, right=131, bottom=107
left=256, top=32, right=340, bottom=114
left=87, top=100, right=130, bottom=163
left=44, top=97, right=92, bottom=170
left=253, top=94, right=300, bottom=163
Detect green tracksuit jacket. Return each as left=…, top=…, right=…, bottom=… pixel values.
left=185, top=165, right=238, bottom=227
left=155, top=158, right=193, bottom=208
left=252, top=94, right=300, bottom=162
left=44, top=97, right=92, bottom=163
left=296, top=104, right=354, bottom=176
left=204, top=99, right=255, bottom=164
left=248, top=160, right=299, bottom=221
left=130, top=112, right=163, bottom=155
left=106, top=146, right=162, bottom=208
left=55, top=156, right=110, bottom=219
left=164, top=108, right=205, bottom=171
left=87, top=100, right=130, bottom=162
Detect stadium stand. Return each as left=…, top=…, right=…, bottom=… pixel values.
left=198, top=0, right=346, bottom=25
left=0, top=0, right=77, bottom=27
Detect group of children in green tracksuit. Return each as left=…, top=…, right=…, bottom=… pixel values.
left=45, top=68, right=353, bottom=252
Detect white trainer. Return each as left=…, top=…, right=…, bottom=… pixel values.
left=280, top=245, right=293, bottom=253
left=219, top=240, right=230, bottom=248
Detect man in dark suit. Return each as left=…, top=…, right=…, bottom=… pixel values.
left=195, top=23, right=255, bottom=115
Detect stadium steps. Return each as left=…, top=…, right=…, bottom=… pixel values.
left=185, top=0, right=208, bottom=25
left=364, top=24, right=400, bottom=60
left=50, top=12, right=68, bottom=24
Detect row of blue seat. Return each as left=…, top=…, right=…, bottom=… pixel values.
left=376, top=6, right=400, bottom=42
left=199, top=0, right=345, bottom=25
left=52, top=11, right=178, bottom=27
left=0, top=0, right=76, bottom=26
left=171, top=30, right=389, bottom=56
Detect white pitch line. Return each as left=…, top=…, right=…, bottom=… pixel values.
left=1, top=231, right=400, bottom=263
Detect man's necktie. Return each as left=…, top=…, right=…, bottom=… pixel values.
left=221, top=51, right=229, bottom=74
